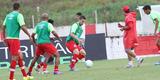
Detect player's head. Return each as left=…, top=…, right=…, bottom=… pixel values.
left=122, top=6, right=130, bottom=13
left=75, top=12, right=82, bottom=20
left=41, top=13, right=49, bottom=21
left=13, top=3, right=20, bottom=10
left=143, top=5, right=151, bottom=15
left=48, top=19, right=54, bottom=25
left=79, top=15, right=86, bottom=25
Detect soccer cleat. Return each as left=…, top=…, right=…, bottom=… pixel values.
left=27, top=73, right=34, bottom=80
left=53, top=71, right=63, bottom=75
left=34, top=67, right=40, bottom=73
left=9, top=79, right=16, bottom=80
left=154, top=61, right=160, bottom=65
left=23, top=77, right=29, bottom=80
left=126, top=64, right=134, bottom=68
left=137, top=58, right=144, bottom=67
left=69, top=65, right=75, bottom=71
left=42, top=70, right=50, bottom=74
left=28, top=76, right=34, bottom=80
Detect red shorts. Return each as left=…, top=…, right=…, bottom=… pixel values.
left=124, top=37, right=138, bottom=49
left=66, top=40, right=83, bottom=53
left=6, top=39, right=21, bottom=56
left=35, top=43, right=57, bottom=56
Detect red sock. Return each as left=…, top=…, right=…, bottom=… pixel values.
left=70, top=54, right=78, bottom=69
left=158, top=45, right=160, bottom=50
left=78, top=54, right=85, bottom=60
left=54, top=65, right=59, bottom=72
left=42, top=63, right=47, bottom=71
left=9, top=60, right=17, bottom=80
left=28, top=66, right=33, bottom=73
left=37, top=62, right=44, bottom=69
left=18, top=58, right=27, bottom=77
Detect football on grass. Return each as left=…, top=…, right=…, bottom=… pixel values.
left=85, top=60, right=93, bottom=68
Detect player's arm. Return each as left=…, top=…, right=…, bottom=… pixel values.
left=31, top=33, right=36, bottom=45
left=2, top=17, right=8, bottom=46
left=154, top=18, right=159, bottom=35
left=17, top=13, right=31, bottom=38
left=48, top=23, right=62, bottom=41
left=2, top=17, right=6, bottom=40
left=52, top=31, right=62, bottom=41
left=118, top=22, right=131, bottom=31
left=2, top=25, right=5, bottom=39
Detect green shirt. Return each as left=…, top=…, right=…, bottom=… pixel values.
left=34, top=21, right=54, bottom=44
left=3, top=11, right=25, bottom=39
left=66, top=22, right=83, bottom=44
left=149, top=11, right=160, bottom=32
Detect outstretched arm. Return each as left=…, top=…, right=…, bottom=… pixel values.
left=154, top=18, right=159, bottom=35
left=52, top=31, right=62, bottom=41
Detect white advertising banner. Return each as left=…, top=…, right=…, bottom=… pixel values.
left=106, top=37, right=127, bottom=60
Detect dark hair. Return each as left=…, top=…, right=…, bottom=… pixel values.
left=48, top=19, right=54, bottom=25
left=13, top=3, right=20, bottom=10
left=76, top=12, right=82, bottom=16
left=143, top=5, right=151, bottom=10
left=79, top=15, right=86, bottom=20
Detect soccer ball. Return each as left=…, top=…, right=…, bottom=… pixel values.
left=85, top=60, right=93, bottom=68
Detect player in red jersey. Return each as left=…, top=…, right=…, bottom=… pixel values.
left=118, top=6, right=144, bottom=68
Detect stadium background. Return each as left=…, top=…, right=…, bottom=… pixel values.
left=0, top=0, right=160, bottom=80
left=0, top=0, right=160, bottom=68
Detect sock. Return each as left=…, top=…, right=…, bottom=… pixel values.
left=9, top=60, right=17, bottom=80
left=78, top=54, right=85, bottom=60
left=128, top=61, right=133, bottom=65
left=28, top=66, right=33, bottom=74
left=18, top=58, right=27, bottom=77
left=157, top=46, right=160, bottom=50
left=42, top=63, right=47, bottom=71
left=54, top=65, right=59, bottom=72
left=37, top=62, right=44, bottom=69
left=70, top=54, right=78, bottom=69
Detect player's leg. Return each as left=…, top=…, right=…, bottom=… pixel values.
left=7, top=39, right=21, bottom=80
left=156, top=38, right=160, bottom=52
left=43, top=43, right=62, bottom=74
left=9, top=55, right=18, bottom=80
left=69, top=49, right=79, bottom=71
left=17, top=52, right=28, bottom=79
left=27, top=55, right=40, bottom=76
left=53, top=51, right=62, bottom=74
left=66, top=40, right=79, bottom=71
left=40, top=55, right=50, bottom=74
left=125, top=48, right=143, bottom=67
left=124, top=41, right=143, bottom=67
left=125, top=49, right=134, bottom=68
left=79, top=48, right=86, bottom=61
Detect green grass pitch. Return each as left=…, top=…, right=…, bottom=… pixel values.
left=0, top=57, right=160, bottom=80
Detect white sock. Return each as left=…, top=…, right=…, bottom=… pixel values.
left=135, top=56, right=140, bottom=61
left=128, top=61, right=133, bottom=65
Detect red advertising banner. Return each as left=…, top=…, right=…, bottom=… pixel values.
left=135, top=36, right=160, bottom=55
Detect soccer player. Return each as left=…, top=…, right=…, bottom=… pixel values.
left=75, top=12, right=86, bottom=48
left=34, top=19, right=55, bottom=74
left=118, top=6, right=144, bottom=68
left=143, top=5, right=160, bottom=51
left=66, top=15, right=86, bottom=71
left=143, top=5, right=160, bottom=65
left=2, top=3, right=32, bottom=80
left=27, top=13, right=62, bottom=77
